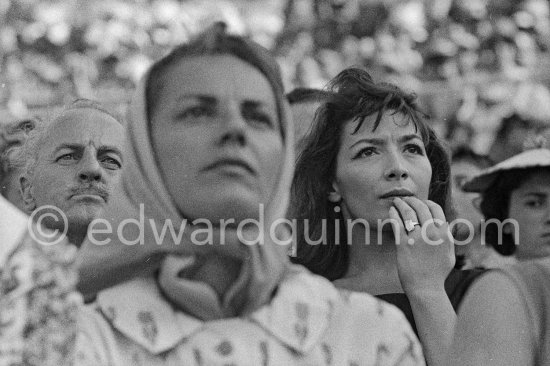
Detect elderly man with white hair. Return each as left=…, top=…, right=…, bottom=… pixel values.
left=18, top=99, right=125, bottom=247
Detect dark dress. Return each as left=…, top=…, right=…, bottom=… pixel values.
left=376, top=268, right=484, bottom=334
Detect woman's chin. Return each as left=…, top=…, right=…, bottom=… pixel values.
left=182, top=196, right=265, bottom=225
left=358, top=213, right=392, bottom=229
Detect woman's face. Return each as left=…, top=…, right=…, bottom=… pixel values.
left=150, top=55, right=283, bottom=223
left=332, top=113, right=432, bottom=228
left=506, top=170, right=550, bottom=260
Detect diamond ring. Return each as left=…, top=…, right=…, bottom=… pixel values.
left=404, top=219, right=420, bottom=233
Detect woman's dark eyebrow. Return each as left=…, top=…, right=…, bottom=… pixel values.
left=399, top=134, right=423, bottom=143
left=349, top=134, right=422, bottom=150
left=522, top=192, right=547, bottom=198
left=176, top=94, right=217, bottom=105
left=241, top=100, right=271, bottom=110
left=349, top=138, right=385, bottom=150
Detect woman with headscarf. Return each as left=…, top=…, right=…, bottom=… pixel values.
left=75, top=25, right=424, bottom=365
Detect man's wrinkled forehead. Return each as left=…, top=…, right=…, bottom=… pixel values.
left=40, top=108, right=124, bottom=153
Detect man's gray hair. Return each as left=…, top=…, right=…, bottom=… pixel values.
left=19, top=99, right=123, bottom=177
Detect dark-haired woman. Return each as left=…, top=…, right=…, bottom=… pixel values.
left=463, top=147, right=550, bottom=260
left=448, top=147, right=550, bottom=365
left=290, top=68, right=480, bottom=366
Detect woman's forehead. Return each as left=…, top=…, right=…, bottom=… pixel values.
left=515, top=170, right=550, bottom=193
left=159, top=55, right=275, bottom=101
left=148, top=53, right=285, bottom=138
left=343, top=113, right=420, bottom=142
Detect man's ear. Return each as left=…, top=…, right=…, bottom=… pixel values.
left=328, top=181, right=342, bottom=203
left=19, top=175, right=36, bottom=213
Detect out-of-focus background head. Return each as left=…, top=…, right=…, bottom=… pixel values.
left=0, top=115, right=40, bottom=211
left=2, top=0, right=550, bottom=154
left=286, top=87, right=333, bottom=154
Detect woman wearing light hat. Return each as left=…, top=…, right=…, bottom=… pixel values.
left=463, top=146, right=550, bottom=260
left=447, top=147, right=550, bottom=365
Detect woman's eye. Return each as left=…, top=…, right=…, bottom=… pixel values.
left=179, top=106, right=212, bottom=119
left=404, top=144, right=424, bottom=155
left=243, top=110, right=273, bottom=128
left=354, top=147, right=377, bottom=159
left=526, top=200, right=544, bottom=208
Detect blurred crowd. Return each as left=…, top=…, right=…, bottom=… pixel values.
left=3, top=0, right=550, bottom=158
left=278, top=0, right=550, bottom=158
left=280, top=0, right=550, bottom=85
left=0, top=0, right=284, bottom=116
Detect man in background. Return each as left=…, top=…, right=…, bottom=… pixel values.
left=19, top=99, right=124, bottom=247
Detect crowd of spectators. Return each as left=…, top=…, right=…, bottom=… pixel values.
left=278, top=0, right=550, bottom=153
left=2, top=0, right=550, bottom=155
left=0, top=0, right=284, bottom=117
left=280, top=0, right=550, bottom=84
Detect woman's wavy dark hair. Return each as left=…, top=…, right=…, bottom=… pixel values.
left=480, top=167, right=550, bottom=255
left=290, top=68, right=452, bottom=280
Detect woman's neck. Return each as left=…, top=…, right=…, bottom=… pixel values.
left=192, top=254, right=241, bottom=301
left=334, top=226, right=403, bottom=295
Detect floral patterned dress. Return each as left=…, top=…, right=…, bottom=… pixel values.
left=75, top=267, right=425, bottom=366
left=0, top=198, right=81, bottom=366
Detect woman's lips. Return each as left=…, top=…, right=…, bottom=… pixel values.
left=203, top=158, right=256, bottom=176
left=379, top=188, right=414, bottom=199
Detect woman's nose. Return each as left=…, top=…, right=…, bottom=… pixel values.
left=219, top=102, right=247, bottom=146
left=544, top=204, right=550, bottom=223
left=383, top=152, right=409, bottom=181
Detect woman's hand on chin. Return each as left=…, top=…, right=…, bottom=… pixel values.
left=389, top=197, right=455, bottom=296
